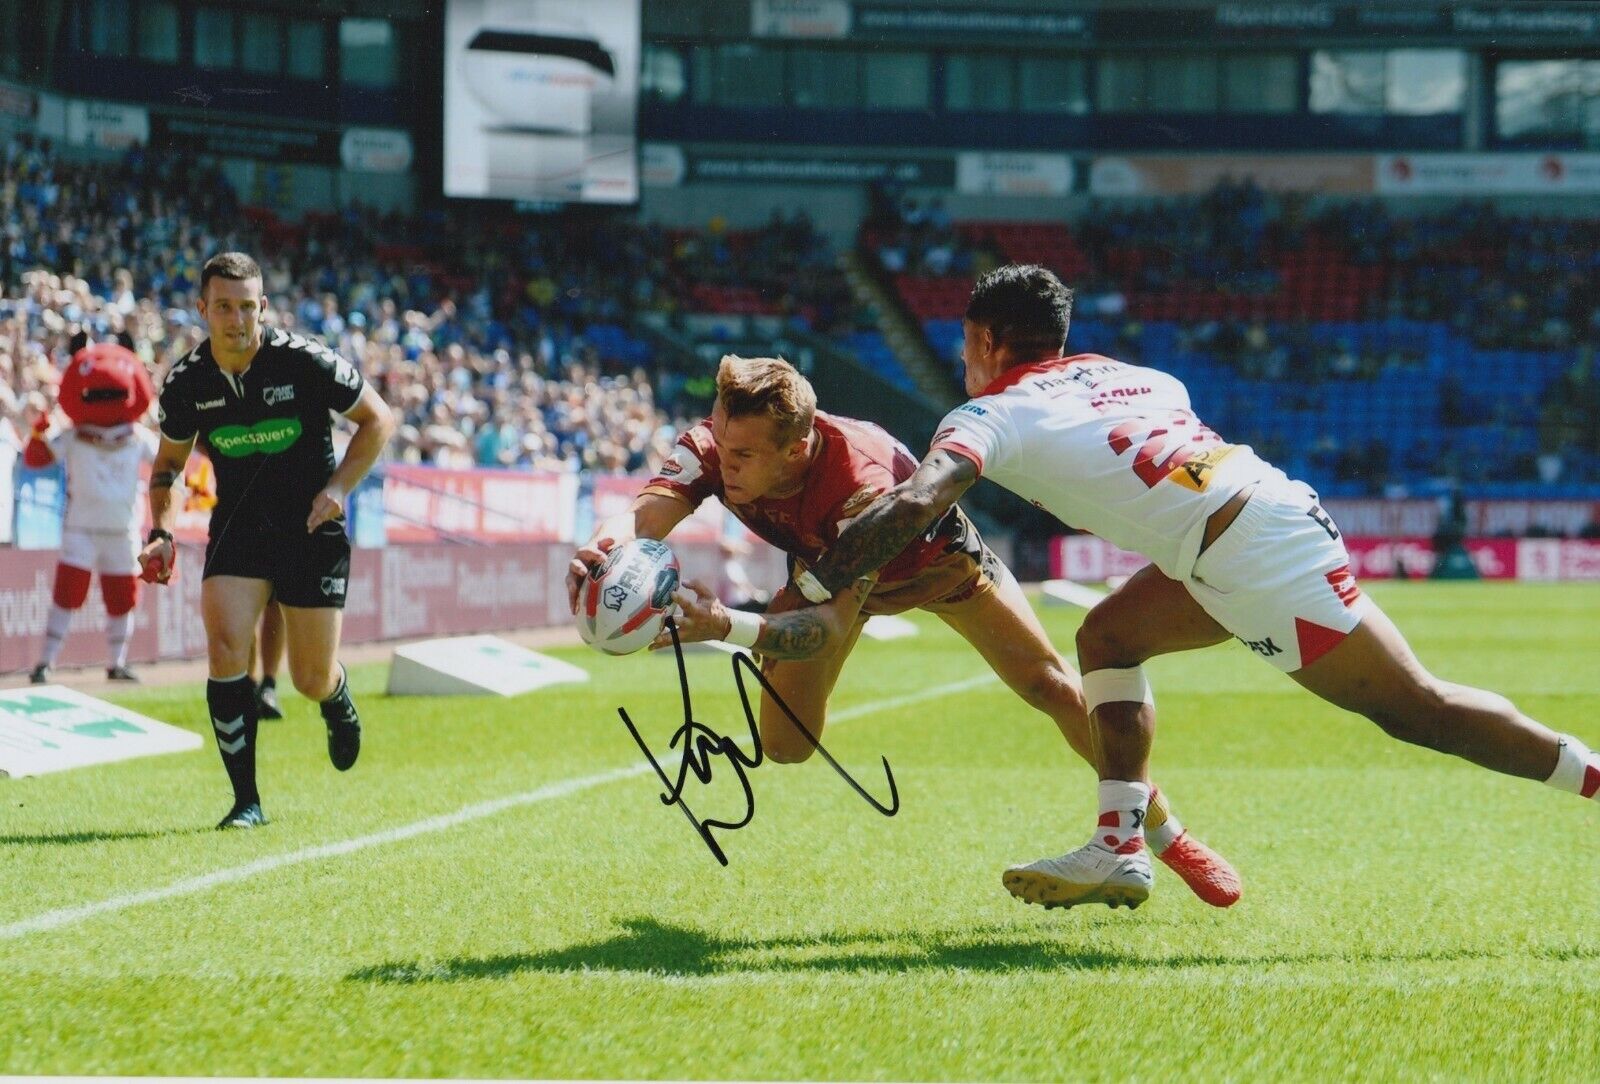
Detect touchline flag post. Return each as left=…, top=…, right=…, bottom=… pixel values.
left=0, top=686, right=203, bottom=778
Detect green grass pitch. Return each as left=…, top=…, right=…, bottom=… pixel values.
left=2, top=582, right=1597, bottom=1081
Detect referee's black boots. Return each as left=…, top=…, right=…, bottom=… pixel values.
left=320, top=665, right=361, bottom=771
left=217, top=802, right=269, bottom=830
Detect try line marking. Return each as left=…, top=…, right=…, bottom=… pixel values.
left=0, top=672, right=999, bottom=942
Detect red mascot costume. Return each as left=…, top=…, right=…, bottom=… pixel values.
left=25, top=342, right=159, bottom=683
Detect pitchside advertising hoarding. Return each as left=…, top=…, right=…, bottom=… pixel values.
left=0, top=466, right=787, bottom=669
left=443, top=0, right=641, bottom=204
left=1051, top=535, right=1600, bottom=583
left=0, top=538, right=783, bottom=673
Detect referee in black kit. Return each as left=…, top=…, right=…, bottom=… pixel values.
left=140, top=253, right=395, bottom=829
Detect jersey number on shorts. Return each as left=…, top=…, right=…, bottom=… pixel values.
left=1106, top=414, right=1234, bottom=492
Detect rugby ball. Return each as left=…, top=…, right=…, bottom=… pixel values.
left=576, top=538, right=680, bottom=656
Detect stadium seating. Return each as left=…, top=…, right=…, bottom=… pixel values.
left=6, top=134, right=1597, bottom=504
left=876, top=189, right=1600, bottom=496
left=840, top=330, right=917, bottom=393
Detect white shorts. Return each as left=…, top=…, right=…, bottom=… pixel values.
left=1184, top=478, right=1370, bottom=672
left=60, top=527, right=141, bottom=577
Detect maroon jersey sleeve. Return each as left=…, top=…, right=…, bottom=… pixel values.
left=640, top=421, right=720, bottom=509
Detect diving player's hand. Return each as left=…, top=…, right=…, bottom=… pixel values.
left=649, top=579, right=727, bottom=651
left=566, top=535, right=616, bottom=614
left=137, top=537, right=176, bottom=585
left=307, top=485, right=345, bottom=531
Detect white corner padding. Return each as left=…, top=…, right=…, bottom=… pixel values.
left=1082, top=666, right=1154, bottom=714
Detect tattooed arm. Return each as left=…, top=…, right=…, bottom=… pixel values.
left=751, top=580, right=874, bottom=660
left=654, top=579, right=875, bottom=661
left=808, top=450, right=980, bottom=595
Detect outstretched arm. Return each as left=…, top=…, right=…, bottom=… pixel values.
left=655, top=578, right=875, bottom=661
left=807, top=449, right=979, bottom=596
left=566, top=492, right=693, bottom=613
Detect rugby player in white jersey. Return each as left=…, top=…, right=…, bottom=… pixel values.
left=757, top=264, right=1600, bottom=911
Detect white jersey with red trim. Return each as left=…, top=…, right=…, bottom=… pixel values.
left=52, top=424, right=159, bottom=533
left=930, top=353, right=1289, bottom=581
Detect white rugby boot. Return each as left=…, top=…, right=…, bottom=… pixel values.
left=1003, top=840, right=1153, bottom=910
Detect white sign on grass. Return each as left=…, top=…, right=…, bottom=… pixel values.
left=1041, top=579, right=1109, bottom=609
left=0, top=685, right=203, bottom=779
left=387, top=635, right=590, bottom=697
left=861, top=615, right=919, bottom=641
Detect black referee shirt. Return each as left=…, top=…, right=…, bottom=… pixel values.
left=158, top=328, right=365, bottom=534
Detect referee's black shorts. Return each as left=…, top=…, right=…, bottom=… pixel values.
left=203, top=516, right=351, bottom=609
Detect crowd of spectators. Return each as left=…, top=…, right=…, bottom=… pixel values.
left=867, top=182, right=1004, bottom=280
left=1067, top=182, right=1600, bottom=353
left=10, top=130, right=1600, bottom=503
left=1329, top=200, right=1600, bottom=349
left=962, top=181, right=1600, bottom=358
left=1176, top=318, right=1427, bottom=382
left=1075, top=176, right=1281, bottom=298
left=3, top=136, right=859, bottom=480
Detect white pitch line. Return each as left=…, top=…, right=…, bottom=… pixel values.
left=830, top=672, right=997, bottom=722
left=0, top=671, right=1000, bottom=942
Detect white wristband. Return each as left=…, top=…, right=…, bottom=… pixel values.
left=795, top=569, right=832, bottom=603
left=724, top=608, right=763, bottom=649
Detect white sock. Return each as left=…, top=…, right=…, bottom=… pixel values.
left=1146, top=786, right=1184, bottom=854
left=40, top=605, right=73, bottom=666
left=107, top=612, right=133, bottom=669
left=1546, top=735, right=1600, bottom=800
left=1094, top=780, right=1150, bottom=854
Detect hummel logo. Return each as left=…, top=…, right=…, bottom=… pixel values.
left=198, top=398, right=225, bottom=410
left=603, top=585, right=628, bottom=611
left=213, top=715, right=246, bottom=754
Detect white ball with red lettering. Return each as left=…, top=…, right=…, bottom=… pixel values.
left=577, top=538, right=681, bottom=656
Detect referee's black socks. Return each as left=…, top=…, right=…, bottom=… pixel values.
left=319, top=663, right=361, bottom=772
left=319, top=664, right=355, bottom=721
left=207, top=674, right=260, bottom=808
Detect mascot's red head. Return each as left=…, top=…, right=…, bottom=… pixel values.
left=58, top=343, right=154, bottom=427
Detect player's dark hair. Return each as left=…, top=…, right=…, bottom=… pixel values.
left=200, top=252, right=262, bottom=299
left=966, top=264, right=1073, bottom=357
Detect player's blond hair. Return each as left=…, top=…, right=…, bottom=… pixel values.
left=715, top=354, right=816, bottom=447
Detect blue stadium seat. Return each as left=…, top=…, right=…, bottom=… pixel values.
left=845, top=331, right=918, bottom=393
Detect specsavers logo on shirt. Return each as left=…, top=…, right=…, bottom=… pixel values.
left=209, top=418, right=303, bottom=457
